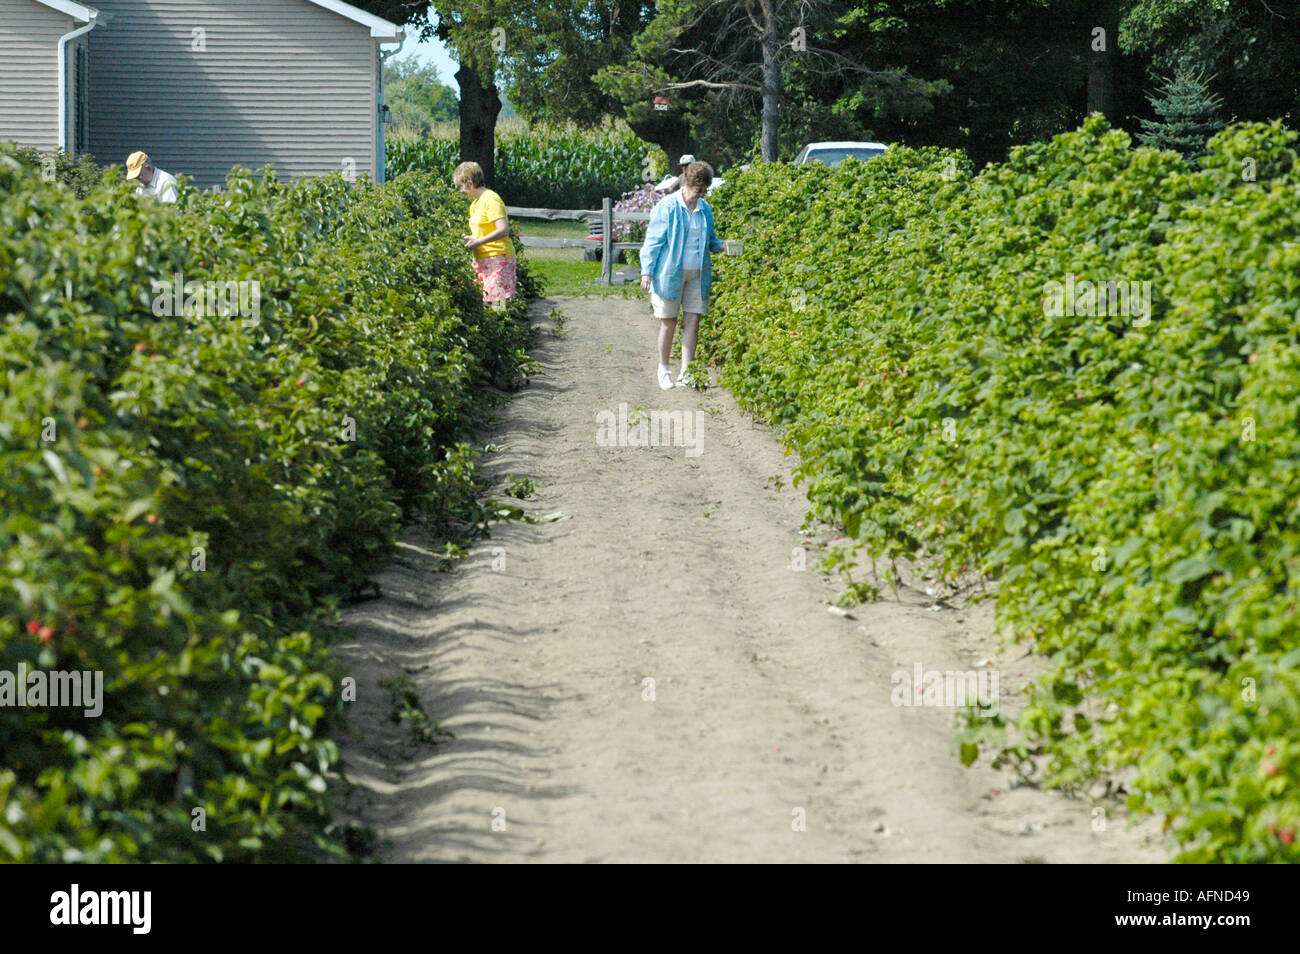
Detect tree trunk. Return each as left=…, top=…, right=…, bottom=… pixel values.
left=1086, top=2, right=1119, bottom=119
left=759, top=0, right=781, bottom=161
left=457, top=59, right=501, bottom=186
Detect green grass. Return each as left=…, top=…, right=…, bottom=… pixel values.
left=514, top=217, right=643, bottom=296
left=515, top=219, right=590, bottom=239
left=526, top=258, right=645, bottom=297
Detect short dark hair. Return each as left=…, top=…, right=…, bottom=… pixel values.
left=682, top=161, right=713, bottom=190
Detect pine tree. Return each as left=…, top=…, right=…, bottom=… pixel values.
left=1137, top=65, right=1226, bottom=163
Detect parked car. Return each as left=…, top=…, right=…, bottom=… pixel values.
left=793, top=141, right=888, bottom=167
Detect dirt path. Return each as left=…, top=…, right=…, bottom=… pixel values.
left=332, top=295, right=1165, bottom=863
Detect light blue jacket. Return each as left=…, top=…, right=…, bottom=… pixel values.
left=640, top=192, right=725, bottom=302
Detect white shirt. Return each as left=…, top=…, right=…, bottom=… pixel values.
left=678, top=190, right=706, bottom=272
left=138, top=168, right=179, bottom=203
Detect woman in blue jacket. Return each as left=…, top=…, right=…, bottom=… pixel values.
left=640, top=161, right=726, bottom=389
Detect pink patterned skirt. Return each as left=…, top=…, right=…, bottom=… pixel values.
left=472, top=254, right=517, bottom=303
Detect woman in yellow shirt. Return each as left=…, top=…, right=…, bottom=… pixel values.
left=454, top=161, right=517, bottom=306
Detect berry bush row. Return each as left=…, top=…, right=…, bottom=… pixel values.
left=0, top=150, right=536, bottom=861
left=705, top=117, right=1300, bottom=862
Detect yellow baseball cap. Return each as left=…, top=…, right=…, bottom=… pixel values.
left=125, top=151, right=149, bottom=180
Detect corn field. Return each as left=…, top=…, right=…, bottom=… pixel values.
left=387, top=123, right=665, bottom=210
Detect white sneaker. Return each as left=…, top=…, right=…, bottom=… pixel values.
left=676, top=369, right=695, bottom=388
left=657, top=366, right=674, bottom=390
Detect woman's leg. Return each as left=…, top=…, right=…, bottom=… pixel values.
left=679, top=312, right=700, bottom=372
left=658, top=317, right=677, bottom=366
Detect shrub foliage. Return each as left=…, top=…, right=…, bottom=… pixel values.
left=705, top=117, right=1300, bottom=862
left=0, top=150, right=534, bottom=861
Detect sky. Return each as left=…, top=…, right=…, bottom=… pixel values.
left=390, top=33, right=520, bottom=115
left=393, top=34, right=461, bottom=94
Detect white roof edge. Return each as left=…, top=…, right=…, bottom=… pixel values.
left=306, top=0, right=403, bottom=39
left=33, top=0, right=99, bottom=22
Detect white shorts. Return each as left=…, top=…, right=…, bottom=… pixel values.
left=651, top=269, right=706, bottom=318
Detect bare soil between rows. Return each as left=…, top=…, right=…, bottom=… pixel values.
left=331, top=295, right=1165, bottom=863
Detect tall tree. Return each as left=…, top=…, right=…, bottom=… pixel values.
left=351, top=1, right=510, bottom=185
left=1086, top=1, right=1121, bottom=119
left=384, top=55, right=460, bottom=137
left=440, top=3, right=513, bottom=183
left=595, top=0, right=918, bottom=162
left=1120, top=0, right=1300, bottom=126
left=780, top=0, right=1137, bottom=168
left=1136, top=64, right=1225, bottom=162
left=504, top=4, right=695, bottom=170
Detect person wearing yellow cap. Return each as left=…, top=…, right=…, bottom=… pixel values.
left=125, top=151, right=179, bottom=203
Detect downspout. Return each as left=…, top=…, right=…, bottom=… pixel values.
left=377, top=32, right=406, bottom=184
left=57, top=14, right=98, bottom=155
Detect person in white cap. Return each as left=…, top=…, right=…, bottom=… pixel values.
left=663, top=153, right=696, bottom=194
left=125, top=151, right=179, bottom=203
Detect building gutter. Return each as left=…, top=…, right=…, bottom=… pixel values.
left=376, top=31, right=406, bottom=184
left=57, top=13, right=99, bottom=154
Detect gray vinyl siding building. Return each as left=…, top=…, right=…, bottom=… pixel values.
left=84, top=0, right=402, bottom=187
left=0, top=0, right=98, bottom=155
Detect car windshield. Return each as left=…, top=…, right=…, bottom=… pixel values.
left=806, top=147, right=885, bottom=167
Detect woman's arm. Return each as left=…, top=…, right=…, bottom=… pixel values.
left=640, top=202, right=669, bottom=292
left=641, top=202, right=668, bottom=275
left=468, top=217, right=511, bottom=249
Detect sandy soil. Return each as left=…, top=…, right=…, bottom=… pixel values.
left=331, top=294, right=1167, bottom=863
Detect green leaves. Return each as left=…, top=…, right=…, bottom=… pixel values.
left=705, top=119, right=1300, bottom=861
left=0, top=151, right=533, bottom=861
left=1164, top=555, right=1215, bottom=584
left=387, top=125, right=657, bottom=210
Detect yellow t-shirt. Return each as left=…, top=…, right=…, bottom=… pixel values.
left=469, top=189, right=514, bottom=260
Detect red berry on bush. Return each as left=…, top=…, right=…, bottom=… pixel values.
left=26, top=619, right=40, bottom=634
left=1263, top=760, right=1279, bottom=777
left=1281, top=828, right=1295, bottom=846
left=1266, top=746, right=1276, bottom=756
left=146, top=513, right=158, bottom=524
left=38, top=625, right=53, bottom=642
left=77, top=417, right=89, bottom=429
left=134, top=342, right=146, bottom=352
left=296, top=376, right=307, bottom=387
